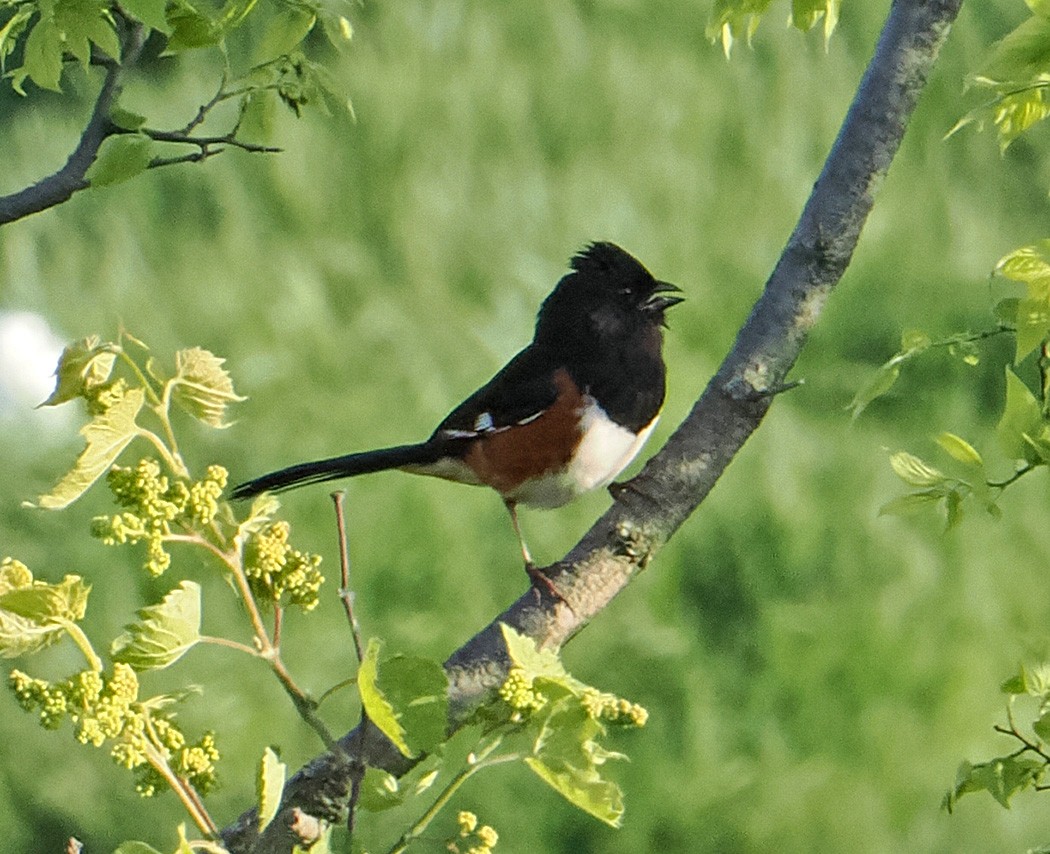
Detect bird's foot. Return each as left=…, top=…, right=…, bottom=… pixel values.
left=525, top=561, right=565, bottom=602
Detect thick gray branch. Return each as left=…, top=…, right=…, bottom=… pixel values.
left=221, top=1, right=965, bottom=850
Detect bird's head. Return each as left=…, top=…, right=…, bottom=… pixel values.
left=536, top=242, right=683, bottom=346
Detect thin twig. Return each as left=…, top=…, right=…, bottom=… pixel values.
left=331, top=491, right=365, bottom=665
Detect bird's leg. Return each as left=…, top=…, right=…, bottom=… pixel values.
left=503, top=498, right=534, bottom=567
left=503, top=499, right=561, bottom=599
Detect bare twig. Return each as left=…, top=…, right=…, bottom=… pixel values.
left=331, top=491, right=365, bottom=665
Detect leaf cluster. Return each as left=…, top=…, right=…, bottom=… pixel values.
left=706, top=0, right=841, bottom=56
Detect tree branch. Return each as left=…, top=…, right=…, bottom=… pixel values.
left=220, top=1, right=965, bottom=850
left=0, top=25, right=146, bottom=226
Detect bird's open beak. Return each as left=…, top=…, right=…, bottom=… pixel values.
left=645, top=281, right=685, bottom=314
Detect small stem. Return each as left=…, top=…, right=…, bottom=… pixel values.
left=273, top=603, right=284, bottom=648
left=136, top=427, right=190, bottom=479
left=142, top=716, right=218, bottom=836
left=267, top=656, right=338, bottom=749
left=385, top=737, right=517, bottom=854
left=61, top=620, right=103, bottom=672
left=198, top=635, right=260, bottom=657
left=331, top=491, right=364, bottom=665
left=115, top=348, right=163, bottom=407
left=988, top=463, right=1038, bottom=491
left=316, top=676, right=357, bottom=709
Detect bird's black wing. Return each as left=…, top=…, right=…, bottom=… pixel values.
left=431, top=345, right=562, bottom=440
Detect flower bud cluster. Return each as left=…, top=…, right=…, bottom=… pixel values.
left=243, top=521, right=324, bottom=611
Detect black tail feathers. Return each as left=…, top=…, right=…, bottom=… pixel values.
left=230, top=442, right=445, bottom=500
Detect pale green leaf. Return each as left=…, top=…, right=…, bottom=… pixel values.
left=40, top=335, right=116, bottom=407
left=998, top=368, right=1044, bottom=462
left=525, top=756, right=625, bottom=827
left=1014, top=297, right=1050, bottom=363
left=22, top=17, right=64, bottom=91
left=358, top=638, right=412, bottom=756
left=114, top=843, right=164, bottom=854
left=31, top=387, right=145, bottom=509
left=889, top=451, right=947, bottom=489
left=936, top=432, right=984, bottom=467
left=847, top=362, right=900, bottom=419
left=257, top=747, right=286, bottom=831
left=110, top=107, right=147, bottom=131
left=121, top=0, right=171, bottom=33
left=0, top=6, right=35, bottom=73
left=877, top=491, right=943, bottom=518
left=170, top=347, right=246, bottom=428
left=356, top=767, right=404, bottom=812
left=256, top=7, right=316, bottom=61
left=1030, top=0, right=1050, bottom=18
left=501, top=623, right=566, bottom=680
left=164, top=0, right=221, bottom=51
left=111, top=581, right=201, bottom=671
left=0, top=568, right=90, bottom=658
left=980, top=15, right=1050, bottom=84
left=86, top=134, right=153, bottom=188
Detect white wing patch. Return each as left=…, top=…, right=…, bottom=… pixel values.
left=439, top=407, right=546, bottom=440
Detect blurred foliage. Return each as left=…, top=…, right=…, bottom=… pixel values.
left=5, top=0, right=1050, bottom=851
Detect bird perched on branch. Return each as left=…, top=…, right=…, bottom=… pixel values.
left=232, top=242, right=682, bottom=591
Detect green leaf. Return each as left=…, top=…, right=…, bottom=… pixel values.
left=980, top=15, right=1050, bottom=84
left=86, top=134, right=154, bottom=188
left=164, top=0, right=221, bottom=51
left=0, top=574, right=90, bottom=623
left=970, top=755, right=1044, bottom=808
left=847, top=362, right=900, bottom=419
left=256, top=7, right=316, bottom=61
left=21, top=17, right=64, bottom=91
left=31, top=386, right=145, bottom=509
left=110, top=107, right=148, bottom=131
left=877, top=491, right=943, bottom=518
left=1033, top=712, right=1050, bottom=743
left=358, top=639, right=448, bottom=757
left=40, top=336, right=116, bottom=407
left=936, top=432, right=984, bottom=467
left=55, top=0, right=121, bottom=64
left=501, top=623, right=566, bottom=680
left=114, top=843, right=165, bottom=854
left=997, top=368, right=1045, bottom=462
left=1015, top=296, right=1050, bottom=363
left=997, top=241, right=1050, bottom=297
left=121, top=0, right=171, bottom=33
left=790, top=0, right=840, bottom=47
left=170, top=347, right=246, bottom=428
left=888, top=451, right=948, bottom=489
left=0, top=570, right=90, bottom=658
left=359, top=639, right=411, bottom=756
left=356, top=767, right=404, bottom=812
left=257, top=747, right=286, bottom=831
left=1029, top=0, right=1050, bottom=19
left=525, top=699, right=625, bottom=827
left=0, top=6, right=35, bottom=73
left=945, top=488, right=964, bottom=530
left=995, top=297, right=1020, bottom=326
left=111, top=581, right=202, bottom=671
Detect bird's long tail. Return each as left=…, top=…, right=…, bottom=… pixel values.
left=230, top=442, right=446, bottom=500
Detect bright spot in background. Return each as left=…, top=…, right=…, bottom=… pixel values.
left=0, top=310, right=70, bottom=429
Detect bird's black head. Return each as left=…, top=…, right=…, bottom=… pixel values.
left=535, top=242, right=683, bottom=347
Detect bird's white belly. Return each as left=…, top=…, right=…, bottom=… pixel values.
left=510, top=403, right=658, bottom=508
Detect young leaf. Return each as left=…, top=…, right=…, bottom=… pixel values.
left=0, top=570, right=90, bottom=657
left=358, top=639, right=449, bottom=757
left=170, top=347, right=246, bottom=428
left=0, top=574, right=90, bottom=623
left=256, top=7, right=317, bottom=61
left=257, top=747, right=286, bottom=831
left=165, top=0, right=221, bottom=50
left=121, top=0, right=172, bottom=33
left=30, top=387, right=145, bottom=509
left=114, top=843, right=165, bottom=854
left=936, top=432, right=984, bottom=468
left=888, top=451, right=948, bottom=489
left=358, top=639, right=412, bottom=757
left=40, top=336, right=116, bottom=407
left=111, top=581, right=202, bottom=671
left=21, top=17, right=64, bottom=91
left=847, top=362, right=900, bottom=419
left=86, top=134, right=154, bottom=188
left=969, top=755, right=1044, bottom=808
left=997, top=368, right=1044, bottom=462
left=501, top=623, right=566, bottom=680
left=1033, top=712, right=1050, bottom=744
left=1014, top=297, right=1050, bottom=363
left=525, top=699, right=625, bottom=827
left=356, top=767, right=404, bottom=812
left=877, top=491, right=943, bottom=518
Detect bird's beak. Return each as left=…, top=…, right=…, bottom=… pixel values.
left=644, top=281, right=685, bottom=314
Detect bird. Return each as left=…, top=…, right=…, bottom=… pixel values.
left=232, top=242, right=683, bottom=591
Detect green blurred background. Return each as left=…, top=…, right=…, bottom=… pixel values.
left=3, top=0, right=1050, bottom=850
